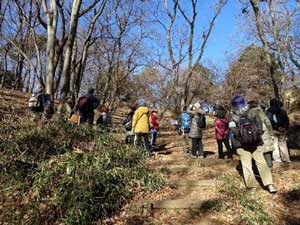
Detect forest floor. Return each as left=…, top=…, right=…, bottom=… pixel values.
left=113, top=127, right=300, bottom=225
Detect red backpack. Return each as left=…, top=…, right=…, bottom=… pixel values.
left=77, top=96, right=90, bottom=112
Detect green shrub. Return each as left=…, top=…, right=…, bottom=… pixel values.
left=0, top=116, right=164, bottom=225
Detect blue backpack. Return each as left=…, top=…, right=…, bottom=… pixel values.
left=181, top=112, right=191, bottom=130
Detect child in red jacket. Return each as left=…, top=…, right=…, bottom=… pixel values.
left=214, top=107, right=233, bottom=159
left=149, top=110, right=159, bottom=146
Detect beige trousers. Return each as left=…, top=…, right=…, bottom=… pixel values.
left=237, top=146, right=273, bottom=188
left=273, top=133, right=291, bottom=163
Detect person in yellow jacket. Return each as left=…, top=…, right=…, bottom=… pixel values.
left=132, top=104, right=150, bottom=152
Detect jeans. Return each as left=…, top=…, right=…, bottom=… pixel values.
left=217, top=139, right=233, bottom=159
left=150, top=128, right=158, bottom=146
left=191, top=138, right=204, bottom=157
left=135, top=133, right=150, bottom=152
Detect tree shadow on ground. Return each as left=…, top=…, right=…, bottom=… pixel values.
left=280, top=189, right=300, bottom=225
left=287, top=125, right=300, bottom=149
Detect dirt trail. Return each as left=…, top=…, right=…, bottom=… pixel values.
left=114, top=127, right=300, bottom=225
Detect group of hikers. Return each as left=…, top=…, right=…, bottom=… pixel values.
left=28, top=87, right=292, bottom=194
left=179, top=94, right=291, bottom=194
left=28, top=87, right=111, bottom=127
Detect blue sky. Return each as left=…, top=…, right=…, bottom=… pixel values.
left=201, top=0, right=248, bottom=70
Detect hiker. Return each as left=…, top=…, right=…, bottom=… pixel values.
left=188, top=102, right=206, bottom=158
left=96, top=106, right=112, bottom=129
left=214, top=106, right=233, bottom=159
left=255, top=101, right=275, bottom=168
left=266, top=99, right=291, bottom=163
left=28, top=87, right=54, bottom=120
left=57, top=94, right=75, bottom=120
left=229, top=95, right=277, bottom=193
left=132, top=102, right=150, bottom=152
left=149, top=110, right=159, bottom=147
left=180, top=106, right=192, bottom=154
left=123, top=105, right=136, bottom=144
left=76, top=88, right=99, bottom=125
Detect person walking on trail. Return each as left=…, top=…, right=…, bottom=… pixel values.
left=180, top=106, right=192, bottom=154
left=149, top=110, right=159, bottom=147
left=76, top=88, right=99, bottom=125
left=188, top=102, right=206, bottom=159
left=266, top=99, right=291, bottom=164
left=57, top=94, right=75, bottom=120
left=229, top=95, right=278, bottom=193
left=214, top=106, right=233, bottom=159
left=123, top=105, right=136, bottom=144
left=28, top=87, right=54, bottom=120
left=132, top=103, right=151, bottom=152
left=96, top=106, right=112, bottom=129
left=248, top=100, right=275, bottom=168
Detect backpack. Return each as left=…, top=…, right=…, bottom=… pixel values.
left=237, top=115, right=262, bottom=146
left=270, top=110, right=289, bottom=130
left=77, top=95, right=90, bottom=112
left=197, top=114, right=206, bottom=129
left=181, top=112, right=191, bottom=130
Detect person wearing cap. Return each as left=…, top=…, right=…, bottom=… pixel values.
left=76, top=88, right=100, bottom=125
left=229, top=95, right=278, bottom=193
left=132, top=102, right=151, bottom=152
left=188, top=102, right=206, bottom=158
left=149, top=110, right=159, bottom=147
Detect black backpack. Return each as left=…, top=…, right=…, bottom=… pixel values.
left=237, top=115, right=262, bottom=146
left=197, top=114, right=206, bottom=129
left=270, top=110, right=289, bottom=130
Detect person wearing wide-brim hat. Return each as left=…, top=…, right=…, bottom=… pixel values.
left=188, top=103, right=206, bottom=158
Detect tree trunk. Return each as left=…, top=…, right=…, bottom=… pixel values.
left=249, top=0, right=281, bottom=100
left=60, top=0, right=82, bottom=99
left=44, top=0, right=58, bottom=97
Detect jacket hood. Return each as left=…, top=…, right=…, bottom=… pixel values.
left=137, top=106, right=149, bottom=114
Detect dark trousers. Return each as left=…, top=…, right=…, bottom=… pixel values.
left=191, top=138, right=204, bottom=156
left=135, top=133, right=150, bottom=152
left=79, top=111, right=94, bottom=125
left=217, top=139, right=233, bottom=159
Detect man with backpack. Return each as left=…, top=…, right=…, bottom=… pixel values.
left=28, top=87, right=54, bottom=120
left=188, top=102, right=206, bottom=158
left=229, top=95, right=277, bottom=193
left=180, top=106, right=192, bottom=154
left=76, top=88, right=99, bottom=125
left=266, top=99, right=291, bottom=163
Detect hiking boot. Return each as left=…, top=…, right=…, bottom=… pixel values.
left=267, top=184, right=278, bottom=194
left=191, top=155, right=197, bottom=159
left=198, top=155, right=204, bottom=159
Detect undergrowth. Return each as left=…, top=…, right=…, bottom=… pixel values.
left=219, top=175, right=273, bottom=225
left=0, top=116, right=164, bottom=225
